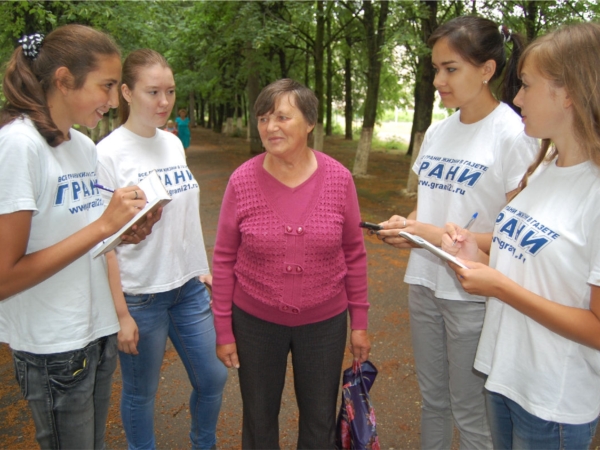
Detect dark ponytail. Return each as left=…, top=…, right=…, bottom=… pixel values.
left=429, top=16, right=526, bottom=114
left=0, top=25, right=120, bottom=147
left=499, top=25, right=526, bottom=111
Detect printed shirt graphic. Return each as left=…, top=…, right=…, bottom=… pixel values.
left=404, top=103, right=539, bottom=301
left=475, top=160, right=600, bottom=424
left=0, top=118, right=118, bottom=353
left=97, top=126, right=209, bottom=294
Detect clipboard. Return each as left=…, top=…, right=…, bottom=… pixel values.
left=398, top=231, right=468, bottom=269
left=92, top=170, right=171, bottom=258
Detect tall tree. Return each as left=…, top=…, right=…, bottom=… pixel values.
left=351, top=0, right=390, bottom=177
left=407, top=1, right=437, bottom=157
left=313, top=1, right=326, bottom=151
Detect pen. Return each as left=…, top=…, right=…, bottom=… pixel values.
left=94, top=183, right=149, bottom=204
left=94, top=183, right=114, bottom=194
left=453, top=212, right=478, bottom=246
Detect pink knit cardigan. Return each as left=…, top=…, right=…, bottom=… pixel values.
left=212, top=151, right=369, bottom=345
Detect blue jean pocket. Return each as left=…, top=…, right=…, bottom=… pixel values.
left=124, top=293, right=155, bottom=309
left=47, top=349, right=90, bottom=390
left=13, top=356, right=28, bottom=398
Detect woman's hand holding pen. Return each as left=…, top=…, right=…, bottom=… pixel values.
left=99, top=185, right=147, bottom=236
left=441, top=222, right=506, bottom=298
left=441, top=223, right=479, bottom=260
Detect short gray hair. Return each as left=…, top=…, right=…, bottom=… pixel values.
left=254, top=78, right=318, bottom=126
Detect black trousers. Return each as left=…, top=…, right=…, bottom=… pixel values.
left=232, top=305, right=347, bottom=450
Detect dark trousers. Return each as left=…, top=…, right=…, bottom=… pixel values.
left=232, top=305, right=347, bottom=450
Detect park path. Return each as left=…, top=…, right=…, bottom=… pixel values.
left=111, top=126, right=600, bottom=450
left=126, top=127, right=424, bottom=449
left=0, top=125, right=479, bottom=449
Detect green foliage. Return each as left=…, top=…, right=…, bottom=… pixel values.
left=0, top=0, right=597, bottom=138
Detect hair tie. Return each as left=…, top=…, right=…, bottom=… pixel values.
left=18, top=33, right=45, bottom=60
left=498, top=25, right=511, bottom=44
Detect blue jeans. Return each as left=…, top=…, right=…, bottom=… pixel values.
left=119, top=277, right=227, bottom=450
left=12, top=334, right=118, bottom=449
left=486, top=390, right=599, bottom=449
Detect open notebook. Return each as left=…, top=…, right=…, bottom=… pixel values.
left=398, top=231, right=468, bottom=269
left=92, top=170, right=171, bottom=258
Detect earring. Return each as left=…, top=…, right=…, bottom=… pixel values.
left=483, top=80, right=488, bottom=85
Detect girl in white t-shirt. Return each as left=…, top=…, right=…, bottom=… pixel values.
left=0, top=25, right=159, bottom=449
left=443, top=22, right=600, bottom=449
left=96, top=49, right=227, bottom=450
left=375, top=16, right=538, bottom=449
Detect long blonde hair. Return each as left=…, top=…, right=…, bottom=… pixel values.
left=517, top=22, right=600, bottom=191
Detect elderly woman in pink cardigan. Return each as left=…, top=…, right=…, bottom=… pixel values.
left=212, top=78, right=371, bottom=449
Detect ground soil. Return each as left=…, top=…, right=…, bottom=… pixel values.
left=1, top=126, right=598, bottom=449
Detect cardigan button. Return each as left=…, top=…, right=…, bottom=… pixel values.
left=286, top=225, right=292, bottom=233
left=283, top=305, right=289, bottom=311
left=291, top=308, right=299, bottom=314
left=296, top=266, right=303, bottom=273
left=286, top=265, right=292, bottom=272
left=297, top=226, right=304, bottom=234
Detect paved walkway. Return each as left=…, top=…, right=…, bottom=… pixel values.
left=7, top=126, right=590, bottom=449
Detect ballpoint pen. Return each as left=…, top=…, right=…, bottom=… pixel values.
left=93, top=183, right=114, bottom=194
left=453, top=212, right=478, bottom=246
left=94, top=183, right=148, bottom=203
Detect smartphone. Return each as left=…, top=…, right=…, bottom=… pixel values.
left=359, top=221, right=383, bottom=231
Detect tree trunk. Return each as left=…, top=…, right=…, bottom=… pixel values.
left=188, top=91, right=196, bottom=127
left=405, top=131, right=425, bottom=197
left=523, top=1, right=539, bottom=41
left=313, top=0, right=325, bottom=151
left=214, top=104, right=224, bottom=133
left=278, top=48, right=288, bottom=78
left=325, top=17, right=333, bottom=136
left=110, top=109, right=119, bottom=132
left=235, top=93, right=243, bottom=135
left=352, top=0, right=390, bottom=176
left=199, top=95, right=206, bottom=127
left=344, top=37, right=353, bottom=140
left=304, top=41, right=310, bottom=88
left=354, top=127, right=374, bottom=175
left=407, top=0, right=437, bottom=157
left=208, top=103, right=214, bottom=130
left=245, top=42, right=263, bottom=154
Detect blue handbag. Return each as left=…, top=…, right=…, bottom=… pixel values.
left=335, top=360, right=380, bottom=450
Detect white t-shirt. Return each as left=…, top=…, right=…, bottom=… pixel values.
left=96, top=126, right=209, bottom=295
left=0, top=118, right=119, bottom=353
left=405, top=103, right=539, bottom=301
left=475, top=160, right=600, bottom=424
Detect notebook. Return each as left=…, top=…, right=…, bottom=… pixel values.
left=92, top=170, right=171, bottom=258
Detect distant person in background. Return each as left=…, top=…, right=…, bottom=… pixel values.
left=375, top=16, right=538, bottom=449
left=165, top=119, right=177, bottom=135
left=97, top=49, right=227, bottom=450
left=176, top=107, right=191, bottom=150
left=212, top=78, right=370, bottom=449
